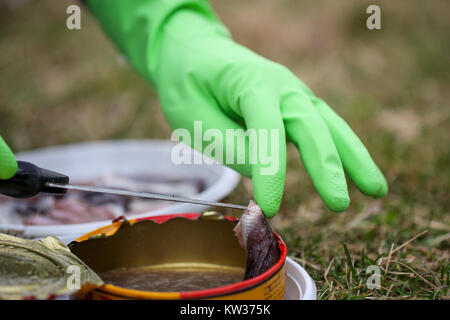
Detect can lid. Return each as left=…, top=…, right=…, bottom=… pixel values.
left=0, top=233, right=103, bottom=300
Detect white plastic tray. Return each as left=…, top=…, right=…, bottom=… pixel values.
left=285, top=257, right=317, bottom=300
left=0, top=140, right=241, bottom=238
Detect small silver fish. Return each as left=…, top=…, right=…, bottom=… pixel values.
left=234, top=200, right=281, bottom=280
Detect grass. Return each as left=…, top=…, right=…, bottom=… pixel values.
left=0, top=0, right=448, bottom=299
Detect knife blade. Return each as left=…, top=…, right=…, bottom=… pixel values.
left=0, top=161, right=247, bottom=211
left=45, top=182, right=248, bottom=210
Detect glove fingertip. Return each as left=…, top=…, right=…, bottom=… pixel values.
left=253, top=179, right=283, bottom=218
left=356, top=167, right=389, bottom=199
left=0, top=161, right=18, bottom=180
left=327, top=195, right=350, bottom=212
left=0, top=142, right=18, bottom=180
left=370, top=176, right=388, bottom=199
left=316, top=170, right=350, bottom=212
left=259, top=200, right=280, bottom=218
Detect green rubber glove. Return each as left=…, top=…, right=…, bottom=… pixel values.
left=0, top=136, right=18, bottom=180
left=86, top=0, right=388, bottom=217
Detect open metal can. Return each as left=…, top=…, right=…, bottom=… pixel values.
left=69, top=212, right=287, bottom=300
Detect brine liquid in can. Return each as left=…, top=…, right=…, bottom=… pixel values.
left=99, top=263, right=245, bottom=292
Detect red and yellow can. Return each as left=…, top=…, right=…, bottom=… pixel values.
left=69, top=212, right=287, bottom=300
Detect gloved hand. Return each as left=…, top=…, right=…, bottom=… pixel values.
left=86, top=0, right=388, bottom=217
left=0, top=136, right=18, bottom=180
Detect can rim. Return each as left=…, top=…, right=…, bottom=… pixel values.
left=74, top=213, right=287, bottom=299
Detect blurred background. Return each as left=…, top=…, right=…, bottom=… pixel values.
left=0, top=0, right=448, bottom=299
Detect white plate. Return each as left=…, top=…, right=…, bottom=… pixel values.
left=285, top=257, right=317, bottom=300
left=0, top=140, right=241, bottom=239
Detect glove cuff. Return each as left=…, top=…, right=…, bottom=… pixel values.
left=85, top=0, right=230, bottom=84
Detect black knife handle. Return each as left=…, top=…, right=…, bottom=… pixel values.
left=0, top=161, right=69, bottom=198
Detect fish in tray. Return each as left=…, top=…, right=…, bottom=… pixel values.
left=234, top=201, right=281, bottom=280
left=0, top=173, right=204, bottom=225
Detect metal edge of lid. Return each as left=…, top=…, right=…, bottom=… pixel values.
left=68, top=213, right=246, bottom=273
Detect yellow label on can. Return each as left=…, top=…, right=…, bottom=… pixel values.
left=90, top=263, right=286, bottom=300
left=211, top=264, right=286, bottom=300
